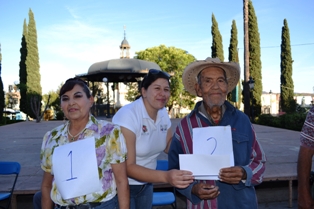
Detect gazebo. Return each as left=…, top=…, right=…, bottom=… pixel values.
left=76, top=28, right=161, bottom=117
left=76, top=58, right=160, bottom=117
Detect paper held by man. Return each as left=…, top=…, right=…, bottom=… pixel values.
left=179, top=125, right=234, bottom=180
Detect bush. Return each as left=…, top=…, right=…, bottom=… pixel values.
left=279, top=113, right=306, bottom=131
left=256, top=113, right=307, bottom=131
left=43, top=109, right=55, bottom=121
left=56, top=111, right=64, bottom=120
left=0, top=117, right=24, bottom=126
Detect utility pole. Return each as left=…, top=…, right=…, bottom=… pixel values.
left=243, top=0, right=250, bottom=117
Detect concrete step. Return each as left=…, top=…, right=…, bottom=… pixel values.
left=1, top=181, right=298, bottom=209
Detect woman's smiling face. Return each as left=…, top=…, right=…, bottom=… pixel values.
left=60, top=84, right=93, bottom=121
left=142, top=78, right=170, bottom=110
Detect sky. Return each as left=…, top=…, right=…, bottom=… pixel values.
left=1, top=0, right=314, bottom=95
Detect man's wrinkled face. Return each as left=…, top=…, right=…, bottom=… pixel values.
left=195, top=67, right=228, bottom=108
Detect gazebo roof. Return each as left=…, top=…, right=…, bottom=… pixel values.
left=76, top=58, right=161, bottom=83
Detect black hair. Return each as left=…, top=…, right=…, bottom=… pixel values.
left=140, top=69, right=170, bottom=95
left=59, top=77, right=92, bottom=98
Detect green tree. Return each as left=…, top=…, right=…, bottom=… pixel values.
left=280, top=19, right=295, bottom=113
left=43, top=90, right=60, bottom=111
left=0, top=44, right=4, bottom=122
left=26, top=9, right=42, bottom=120
left=248, top=0, right=262, bottom=117
left=132, top=45, right=196, bottom=114
left=211, top=13, right=224, bottom=61
left=228, top=20, right=239, bottom=63
left=19, top=19, right=28, bottom=114
left=125, top=82, right=140, bottom=102
left=227, top=20, right=241, bottom=108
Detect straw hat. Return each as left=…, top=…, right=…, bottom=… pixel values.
left=182, top=57, right=240, bottom=96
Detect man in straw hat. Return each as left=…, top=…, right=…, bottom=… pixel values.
left=168, top=57, right=266, bottom=209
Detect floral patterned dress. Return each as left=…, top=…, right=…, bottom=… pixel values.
left=40, top=115, right=127, bottom=205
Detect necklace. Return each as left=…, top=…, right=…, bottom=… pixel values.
left=67, top=124, right=86, bottom=141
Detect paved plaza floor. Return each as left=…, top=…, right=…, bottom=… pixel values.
left=0, top=119, right=305, bottom=208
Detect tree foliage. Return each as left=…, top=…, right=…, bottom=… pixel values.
left=280, top=19, right=295, bottom=113
left=125, top=82, right=140, bottom=102
left=19, top=19, right=28, bottom=114
left=0, top=45, right=4, bottom=122
left=227, top=20, right=241, bottom=108
left=248, top=0, right=262, bottom=116
left=211, top=13, right=224, bottom=61
left=131, top=45, right=196, bottom=113
left=25, top=9, right=42, bottom=120
left=43, top=89, right=60, bottom=112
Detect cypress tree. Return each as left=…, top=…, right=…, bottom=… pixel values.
left=227, top=20, right=241, bottom=108
left=248, top=0, right=262, bottom=117
left=280, top=19, right=295, bottom=113
left=0, top=44, right=4, bottom=122
left=211, top=13, right=224, bottom=61
left=19, top=19, right=28, bottom=114
left=26, top=9, right=42, bottom=119
left=228, top=20, right=239, bottom=63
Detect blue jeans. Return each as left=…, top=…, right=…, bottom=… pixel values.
left=129, top=184, right=153, bottom=209
left=33, top=191, right=42, bottom=209
left=94, top=195, right=118, bottom=209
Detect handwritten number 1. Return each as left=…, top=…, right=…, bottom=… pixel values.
left=66, top=151, right=77, bottom=181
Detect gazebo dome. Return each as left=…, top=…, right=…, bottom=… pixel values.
left=77, top=58, right=161, bottom=83
left=120, top=38, right=129, bottom=47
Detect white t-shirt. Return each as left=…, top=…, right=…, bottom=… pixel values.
left=112, top=97, right=171, bottom=185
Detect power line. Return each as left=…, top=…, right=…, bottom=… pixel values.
left=261, top=43, right=314, bottom=49
left=238, top=42, right=314, bottom=49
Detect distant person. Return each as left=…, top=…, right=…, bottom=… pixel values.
left=40, top=78, right=129, bottom=209
left=297, top=106, right=314, bottom=209
left=168, top=57, right=266, bottom=209
left=112, top=69, right=194, bottom=209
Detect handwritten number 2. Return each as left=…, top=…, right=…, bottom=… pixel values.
left=206, top=137, right=217, bottom=155
left=66, top=151, right=77, bottom=181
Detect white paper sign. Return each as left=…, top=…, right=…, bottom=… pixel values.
left=52, top=137, right=101, bottom=199
left=179, top=125, right=234, bottom=180
left=179, top=154, right=230, bottom=180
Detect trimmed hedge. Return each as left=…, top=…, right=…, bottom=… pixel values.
left=255, top=113, right=306, bottom=131
left=0, top=117, right=25, bottom=126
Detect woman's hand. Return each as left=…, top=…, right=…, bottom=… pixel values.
left=166, top=169, right=194, bottom=188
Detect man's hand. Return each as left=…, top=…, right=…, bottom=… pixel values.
left=191, top=183, right=219, bottom=200
left=218, top=166, right=246, bottom=184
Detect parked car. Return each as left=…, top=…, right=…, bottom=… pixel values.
left=15, top=111, right=27, bottom=120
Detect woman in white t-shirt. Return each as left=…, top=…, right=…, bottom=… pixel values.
left=113, top=69, right=194, bottom=209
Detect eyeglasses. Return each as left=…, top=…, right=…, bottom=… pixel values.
left=148, top=69, right=170, bottom=78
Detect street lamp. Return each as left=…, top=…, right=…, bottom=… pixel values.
left=102, top=77, right=110, bottom=118
left=248, top=76, right=255, bottom=121
left=111, top=84, right=115, bottom=112
left=269, top=90, right=272, bottom=114
left=96, top=91, right=101, bottom=116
